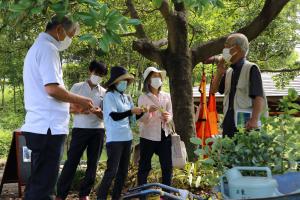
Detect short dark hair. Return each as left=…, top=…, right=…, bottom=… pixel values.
left=45, top=15, right=74, bottom=32
left=89, top=60, right=107, bottom=76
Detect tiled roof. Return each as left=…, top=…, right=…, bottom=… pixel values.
left=193, top=73, right=300, bottom=98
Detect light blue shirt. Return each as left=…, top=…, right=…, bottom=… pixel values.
left=103, top=90, right=134, bottom=143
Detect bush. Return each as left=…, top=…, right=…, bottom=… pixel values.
left=0, top=129, right=13, bottom=158
left=190, top=88, right=300, bottom=189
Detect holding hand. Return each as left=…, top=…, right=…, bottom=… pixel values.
left=131, top=107, right=144, bottom=115
left=245, top=118, right=258, bottom=130
left=78, top=96, right=94, bottom=111
left=216, top=57, right=228, bottom=75
left=162, top=111, right=172, bottom=123
left=90, top=106, right=103, bottom=118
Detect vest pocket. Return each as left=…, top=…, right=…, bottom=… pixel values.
left=236, top=89, right=252, bottom=108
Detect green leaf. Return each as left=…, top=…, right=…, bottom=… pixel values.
left=30, top=7, right=43, bottom=15
left=127, top=18, right=141, bottom=26
left=194, top=149, right=205, bottom=156
left=152, top=0, right=163, bottom=8
left=205, top=137, right=214, bottom=145
left=98, top=4, right=108, bottom=20
left=78, top=0, right=101, bottom=7
left=107, top=31, right=122, bottom=44
left=190, top=137, right=202, bottom=145
left=203, top=158, right=215, bottom=165
left=99, top=33, right=111, bottom=52
left=9, top=4, right=28, bottom=12
left=287, top=109, right=298, bottom=115
left=79, top=34, right=94, bottom=41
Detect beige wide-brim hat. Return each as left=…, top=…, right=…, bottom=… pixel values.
left=143, top=66, right=166, bottom=80
left=105, top=66, right=134, bottom=87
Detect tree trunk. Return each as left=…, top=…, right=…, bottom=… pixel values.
left=13, top=85, right=16, bottom=113
left=1, top=77, right=5, bottom=108
left=165, top=53, right=196, bottom=159
left=18, top=84, right=25, bottom=111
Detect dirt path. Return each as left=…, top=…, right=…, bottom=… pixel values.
left=0, top=158, right=21, bottom=200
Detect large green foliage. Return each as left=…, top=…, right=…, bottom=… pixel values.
left=190, top=89, right=300, bottom=188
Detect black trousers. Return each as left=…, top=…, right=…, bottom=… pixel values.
left=23, top=129, right=66, bottom=200
left=97, top=140, right=132, bottom=200
left=137, top=131, right=173, bottom=186
left=57, top=128, right=105, bottom=199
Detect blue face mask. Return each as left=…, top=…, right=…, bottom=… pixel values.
left=116, top=80, right=127, bottom=92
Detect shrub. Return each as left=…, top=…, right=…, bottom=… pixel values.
left=0, top=129, right=13, bottom=158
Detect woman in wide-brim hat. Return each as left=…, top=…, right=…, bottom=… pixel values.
left=137, top=66, right=173, bottom=189
left=96, top=66, right=144, bottom=200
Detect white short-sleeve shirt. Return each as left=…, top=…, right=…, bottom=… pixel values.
left=21, top=32, right=70, bottom=135
left=71, top=81, right=106, bottom=129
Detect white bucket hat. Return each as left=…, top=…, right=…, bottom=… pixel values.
left=143, top=66, right=166, bottom=80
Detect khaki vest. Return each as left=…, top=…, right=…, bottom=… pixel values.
left=223, top=61, right=268, bottom=125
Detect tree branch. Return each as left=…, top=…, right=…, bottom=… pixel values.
left=126, top=0, right=147, bottom=39
left=132, top=39, right=163, bottom=66
left=152, top=38, right=168, bottom=47
left=159, top=0, right=172, bottom=20
left=191, top=0, right=290, bottom=67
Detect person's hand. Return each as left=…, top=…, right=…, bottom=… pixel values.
left=77, top=96, right=94, bottom=111
left=131, top=107, right=144, bottom=115
left=162, top=111, right=172, bottom=122
left=216, top=57, right=228, bottom=75
left=90, top=106, right=102, bottom=114
left=148, top=105, right=158, bottom=113
left=245, top=118, right=258, bottom=130
left=90, top=106, right=103, bottom=118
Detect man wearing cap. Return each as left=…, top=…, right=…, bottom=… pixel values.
left=56, top=60, right=107, bottom=200
left=137, top=67, right=173, bottom=189
left=21, top=15, right=93, bottom=200
left=96, top=66, right=145, bottom=200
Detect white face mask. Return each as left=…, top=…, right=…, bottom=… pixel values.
left=150, top=77, right=162, bottom=89
left=222, top=48, right=236, bottom=64
left=58, top=36, right=72, bottom=51
left=57, top=29, right=72, bottom=51
left=90, top=74, right=101, bottom=85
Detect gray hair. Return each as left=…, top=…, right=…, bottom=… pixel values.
left=46, top=15, right=77, bottom=32
left=230, top=33, right=249, bottom=56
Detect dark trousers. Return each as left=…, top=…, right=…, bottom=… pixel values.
left=137, top=131, right=173, bottom=186
left=23, top=129, right=66, bottom=200
left=57, top=128, right=105, bottom=199
left=97, top=140, right=132, bottom=200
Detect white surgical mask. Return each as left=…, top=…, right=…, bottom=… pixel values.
left=222, top=48, right=236, bottom=64
left=150, top=77, right=162, bottom=89
left=58, top=36, right=72, bottom=51
left=90, top=75, right=101, bottom=85
left=57, top=29, right=72, bottom=51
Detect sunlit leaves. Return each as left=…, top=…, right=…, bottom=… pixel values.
left=6, top=0, right=140, bottom=53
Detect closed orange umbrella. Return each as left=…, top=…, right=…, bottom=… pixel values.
left=207, top=73, right=219, bottom=136
left=196, top=70, right=207, bottom=145
left=196, top=68, right=219, bottom=147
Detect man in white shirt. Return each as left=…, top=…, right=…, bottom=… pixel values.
left=56, top=61, right=107, bottom=200
left=21, top=15, right=93, bottom=200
